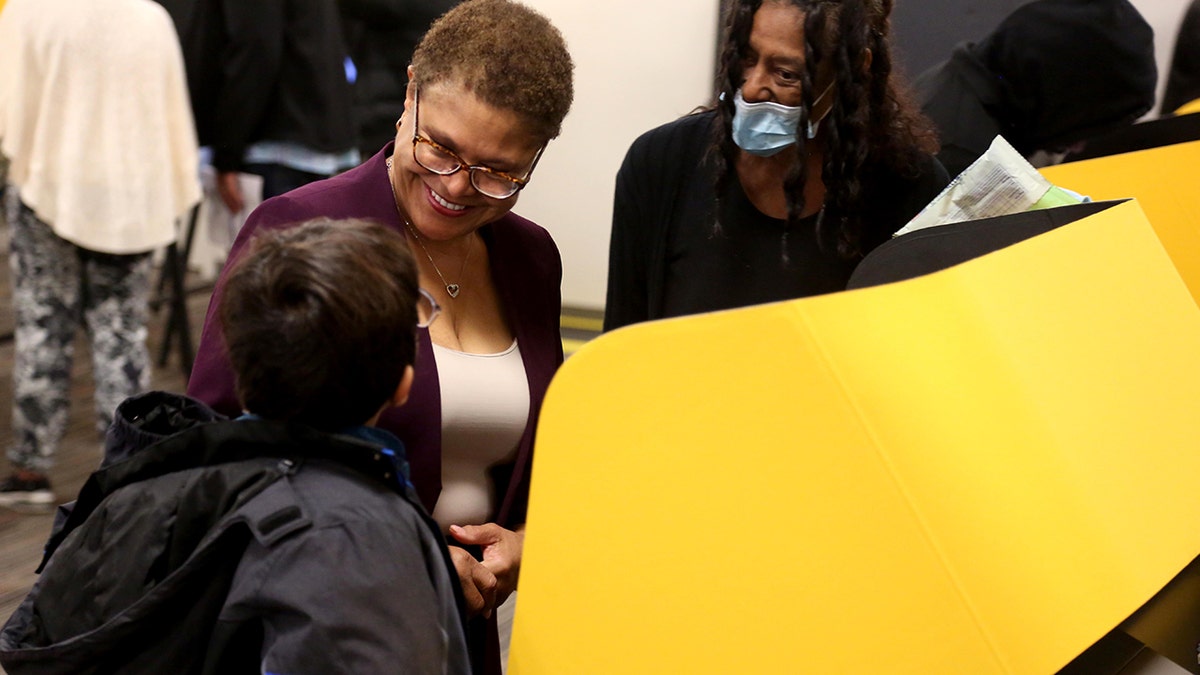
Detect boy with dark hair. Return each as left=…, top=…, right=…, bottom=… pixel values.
left=220, top=216, right=422, bottom=430
left=0, top=219, right=471, bottom=674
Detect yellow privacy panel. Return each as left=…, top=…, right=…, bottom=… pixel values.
left=812, top=200, right=1200, bottom=671
left=511, top=200, right=1200, bottom=674
left=1041, top=140, right=1200, bottom=303
left=517, top=308, right=1000, bottom=675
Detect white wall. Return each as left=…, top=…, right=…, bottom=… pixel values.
left=515, top=0, right=721, bottom=310
left=1129, top=0, right=1193, bottom=115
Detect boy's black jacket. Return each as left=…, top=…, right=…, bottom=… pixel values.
left=0, top=391, right=468, bottom=675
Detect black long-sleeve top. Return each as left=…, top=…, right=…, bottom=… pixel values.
left=604, top=111, right=948, bottom=332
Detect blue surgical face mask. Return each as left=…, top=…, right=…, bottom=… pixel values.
left=730, top=85, right=834, bottom=156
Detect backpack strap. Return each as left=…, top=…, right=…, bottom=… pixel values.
left=230, top=459, right=312, bottom=548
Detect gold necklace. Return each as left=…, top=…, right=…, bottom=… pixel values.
left=386, top=156, right=472, bottom=298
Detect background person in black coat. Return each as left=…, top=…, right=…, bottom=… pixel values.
left=152, top=0, right=362, bottom=213
left=914, top=0, right=1158, bottom=178
left=339, top=0, right=463, bottom=159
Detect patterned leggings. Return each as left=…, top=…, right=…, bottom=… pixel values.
left=7, top=196, right=153, bottom=473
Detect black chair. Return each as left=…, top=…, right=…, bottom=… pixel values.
left=847, top=200, right=1122, bottom=290
left=1063, top=112, right=1200, bottom=163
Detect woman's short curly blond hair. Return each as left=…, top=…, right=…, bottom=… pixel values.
left=411, top=0, right=574, bottom=141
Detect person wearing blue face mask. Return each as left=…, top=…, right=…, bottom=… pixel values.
left=731, top=81, right=833, bottom=152
left=604, top=0, right=949, bottom=331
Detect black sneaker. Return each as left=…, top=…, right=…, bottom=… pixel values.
left=0, top=473, right=55, bottom=508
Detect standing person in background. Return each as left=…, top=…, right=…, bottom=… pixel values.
left=0, top=0, right=200, bottom=507
left=914, top=0, right=1157, bottom=177
left=605, top=0, right=947, bottom=332
left=186, top=1, right=573, bottom=671
left=209, top=0, right=361, bottom=214
left=1163, top=0, right=1200, bottom=115
left=340, top=0, right=463, bottom=160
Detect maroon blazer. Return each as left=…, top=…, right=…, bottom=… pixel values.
left=187, top=144, right=564, bottom=528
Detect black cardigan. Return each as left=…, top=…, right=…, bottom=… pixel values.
left=605, top=111, right=948, bottom=331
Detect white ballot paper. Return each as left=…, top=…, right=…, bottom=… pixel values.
left=895, top=135, right=1060, bottom=237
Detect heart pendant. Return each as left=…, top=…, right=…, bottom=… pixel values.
left=446, top=284, right=461, bottom=298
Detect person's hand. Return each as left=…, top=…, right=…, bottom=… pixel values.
left=448, top=544, right=498, bottom=618
left=217, top=170, right=245, bottom=214
left=449, top=523, right=525, bottom=604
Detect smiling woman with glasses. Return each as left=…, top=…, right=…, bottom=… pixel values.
left=186, top=2, right=574, bottom=672
left=411, top=89, right=546, bottom=200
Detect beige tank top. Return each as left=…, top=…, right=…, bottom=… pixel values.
left=430, top=339, right=530, bottom=530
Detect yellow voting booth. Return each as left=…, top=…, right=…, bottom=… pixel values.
left=510, top=200, right=1200, bottom=674
left=1041, top=140, right=1200, bottom=304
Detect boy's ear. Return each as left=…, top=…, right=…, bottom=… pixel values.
left=390, top=365, right=415, bottom=408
